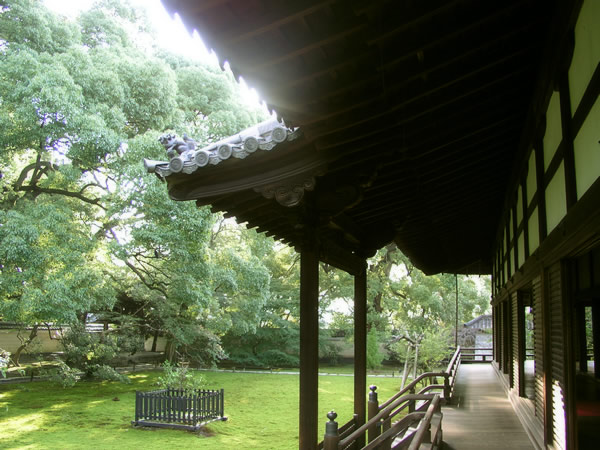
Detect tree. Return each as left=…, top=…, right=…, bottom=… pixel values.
left=320, top=243, right=490, bottom=371
left=0, top=0, right=268, bottom=370
left=217, top=222, right=302, bottom=367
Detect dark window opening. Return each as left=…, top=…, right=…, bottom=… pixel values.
left=518, top=290, right=535, bottom=401
left=572, top=246, right=600, bottom=449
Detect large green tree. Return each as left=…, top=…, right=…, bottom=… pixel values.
left=0, top=0, right=267, bottom=369
left=320, top=244, right=490, bottom=371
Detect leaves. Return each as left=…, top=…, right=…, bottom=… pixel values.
left=0, top=0, right=267, bottom=369
left=0, top=0, right=489, bottom=378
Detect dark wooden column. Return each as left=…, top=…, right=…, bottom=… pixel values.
left=299, top=237, right=320, bottom=450
left=354, top=262, right=367, bottom=447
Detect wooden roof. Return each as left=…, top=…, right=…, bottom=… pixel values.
left=158, top=0, right=562, bottom=275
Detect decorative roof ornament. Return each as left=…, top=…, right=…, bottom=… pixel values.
left=254, top=174, right=317, bottom=207
left=144, top=117, right=301, bottom=178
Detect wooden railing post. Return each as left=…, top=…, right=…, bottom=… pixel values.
left=368, top=385, right=380, bottom=443
left=444, top=373, right=450, bottom=403
left=323, top=411, right=340, bottom=450
left=409, top=388, right=415, bottom=413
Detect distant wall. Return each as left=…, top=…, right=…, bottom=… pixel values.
left=144, top=335, right=167, bottom=352
left=0, top=328, right=168, bottom=354
left=0, top=329, right=62, bottom=353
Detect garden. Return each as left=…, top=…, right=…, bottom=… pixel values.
left=0, top=368, right=402, bottom=449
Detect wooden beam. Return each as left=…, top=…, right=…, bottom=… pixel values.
left=246, top=23, right=367, bottom=73
left=319, top=240, right=364, bottom=276
left=365, top=0, right=466, bottom=45
left=300, top=234, right=320, bottom=450
left=324, top=88, right=522, bottom=169
left=559, top=74, right=577, bottom=209
left=307, top=46, right=534, bottom=132
left=354, top=264, right=368, bottom=448
left=313, top=64, right=532, bottom=150
left=282, top=18, right=536, bottom=104
left=222, top=0, right=337, bottom=46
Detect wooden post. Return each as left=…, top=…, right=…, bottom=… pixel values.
left=300, top=237, right=320, bottom=450
left=368, top=385, right=380, bottom=442
left=323, top=411, right=340, bottom=450
left=444, top=373, right=450, bottom=404
left=593, top=305, right=600, bottom=378
left=354, top=263, right=367, bottom=447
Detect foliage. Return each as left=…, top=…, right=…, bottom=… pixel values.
left=0, top=0, right=269, bottom=371
left=217, top=225, right=302, bottom=366
left=156, top=360, right=205, bottom=391
left=320, top=243, right=490, bottom=369
left=258, top=349, right=299, bottom=368
left=0, top=348, right=10, bottom=377
left=47, top=359, right=80, bottom=388
left=415, top=328, right=452, bottom=371
left=60, top=325, right=129, bottom=384
left=366, top=329, right=384, bottom=370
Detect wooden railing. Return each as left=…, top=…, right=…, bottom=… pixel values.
left=460, top=347, right=532, bottom=363
left=321, top=347, right=461, bottom=449
left=461, top=347, right=492, bottom=362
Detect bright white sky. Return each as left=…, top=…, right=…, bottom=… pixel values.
left=44, top=0, right=210, bottom=59
left=43, top=0, right=263, bottom=107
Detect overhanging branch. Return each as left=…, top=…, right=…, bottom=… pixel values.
left=18, top=185, right=106, bottom=209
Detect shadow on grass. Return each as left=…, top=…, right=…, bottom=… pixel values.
left=0, top=373, right=159, bottom=436
left=1, top=370, right=402, bottom=449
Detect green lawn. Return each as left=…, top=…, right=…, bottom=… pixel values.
left=0, top=370, right=402, bottom=449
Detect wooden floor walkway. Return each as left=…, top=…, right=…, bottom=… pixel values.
left=442, top=364, right=534, bottom=449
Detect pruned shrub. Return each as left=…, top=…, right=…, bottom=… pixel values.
left=259, top=349, right=298, bottom=368
left=58, top=325, right=129, bottom=385
left=157, top=360, right=205, bottom=391
left=48, top=360, right=80, bottom=388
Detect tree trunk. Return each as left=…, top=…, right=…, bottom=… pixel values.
left=12, top=325, right=39, bottom=366
left=401, top=345, right=412, bottom=390
left=412, top=343, right=420, bottom=381
left=151, top=330, right=159, bottom=352
left=164, top=339, right=176, bottom=362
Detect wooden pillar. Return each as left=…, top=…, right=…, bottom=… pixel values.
left=299, top=238, right=320, bottom=450
left=354, top=262, right=367, bottom=447
left=593, top=305, right=600, bottom=378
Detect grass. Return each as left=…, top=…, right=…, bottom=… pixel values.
left=0, top=369, right=403, bottom=449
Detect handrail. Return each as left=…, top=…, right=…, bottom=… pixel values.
left=362, top=412, right=425, bottom=450
left=321, top=346, right=461, bottom=449
left=380, top=345, right=461, bottom=410
left=379, top=371, right=446, bottom=409
left=446, top=346, right=461, bottom=374
left=407, top=394, right=442, bottom=450
left=339, top=394, right=435, bottom=448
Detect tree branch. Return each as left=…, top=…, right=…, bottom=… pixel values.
left=14, top=161, right=57, bottom=191
left=124, top=260, right=168, bottom=297
left=17, top=185, right=106, bottom=209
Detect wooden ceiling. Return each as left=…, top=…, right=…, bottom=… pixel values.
left=160, top=0, right=559, bottom=275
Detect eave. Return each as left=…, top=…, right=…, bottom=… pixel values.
left=154, top=0, right=561, bottom=275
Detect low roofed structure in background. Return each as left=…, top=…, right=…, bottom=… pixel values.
left=464, top=314, right=492, bottom=330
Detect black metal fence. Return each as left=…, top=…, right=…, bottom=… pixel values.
left=133, top=388, right=226, bottom=431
